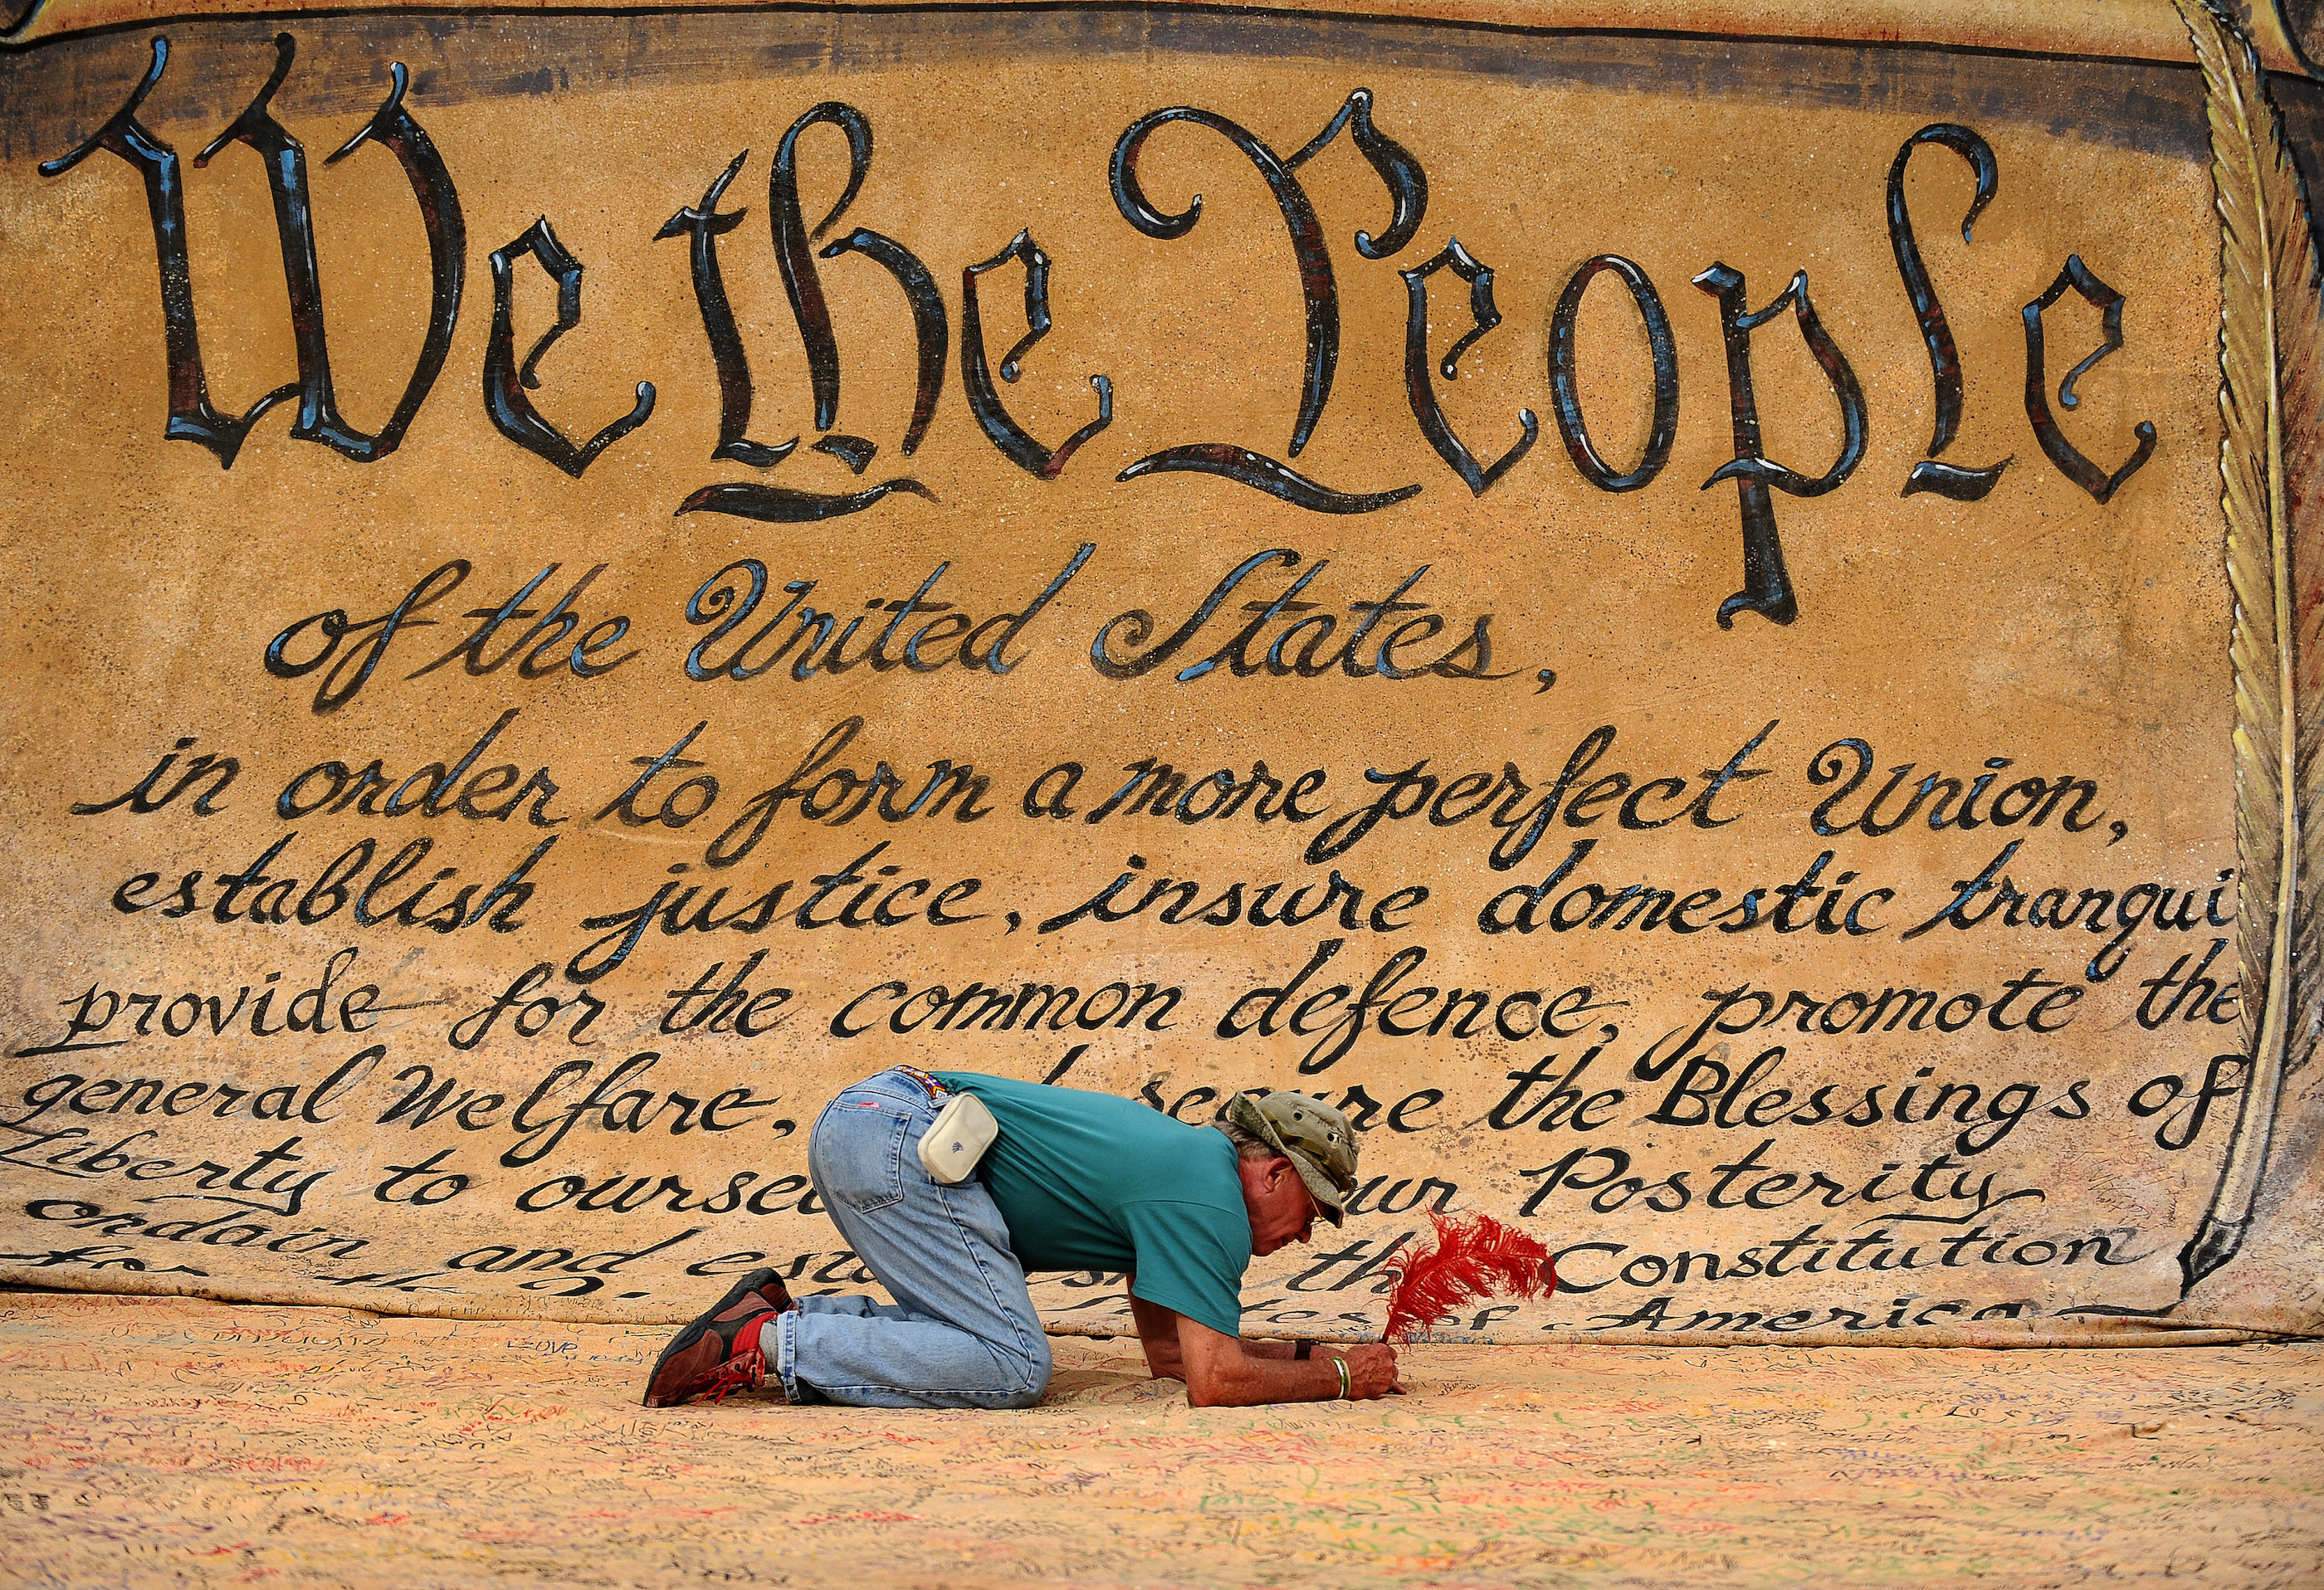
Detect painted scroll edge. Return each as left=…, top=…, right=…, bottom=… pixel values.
left=0, top=0, right=2315, bottom=78
left=2080, top=0, right=2324, bottom=1337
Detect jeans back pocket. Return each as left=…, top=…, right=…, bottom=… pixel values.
left=811, top=1097, right=913, bottom=1213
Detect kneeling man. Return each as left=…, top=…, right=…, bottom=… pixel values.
left=642, top=1066, right=1401, bottom=1408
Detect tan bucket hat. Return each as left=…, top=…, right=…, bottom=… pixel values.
left=1225, top=1091, right=1360, bottom=1226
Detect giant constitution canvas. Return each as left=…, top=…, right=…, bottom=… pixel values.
left=3, top=0, right=2322, bottom=1345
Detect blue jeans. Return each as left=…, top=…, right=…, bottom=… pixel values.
left=767, top=1068, right=1052, bottom=1409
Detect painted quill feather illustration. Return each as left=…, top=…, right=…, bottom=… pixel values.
left=2172, top=0, right=2324, bottom=1296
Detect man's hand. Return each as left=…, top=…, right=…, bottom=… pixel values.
left=1331, top=1343, right=1402, bottom=1399
left=1127, top=1294, right=1401, bottom=1406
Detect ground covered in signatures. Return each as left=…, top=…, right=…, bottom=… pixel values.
left=0, top=1293, right=2317, bottom=1589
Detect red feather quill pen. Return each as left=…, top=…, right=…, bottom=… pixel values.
left=1381, top=1213, right=1555, bottom=1343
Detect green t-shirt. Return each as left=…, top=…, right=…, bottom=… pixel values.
left=930, top=1071, right=1252, bottom=1337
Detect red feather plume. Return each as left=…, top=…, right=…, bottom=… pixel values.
left=1381, top=1213, right=1555, bottom=1343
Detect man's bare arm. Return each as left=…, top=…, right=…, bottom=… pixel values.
left=1128, top=1295, right=1399, bottom=1406
left=1128, top=1295, right=1299, bottom=1378
left=1128, top=1294, right=1187, bottom=1379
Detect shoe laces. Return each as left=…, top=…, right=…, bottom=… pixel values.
left=701, top=1346, right=765, bottom=1405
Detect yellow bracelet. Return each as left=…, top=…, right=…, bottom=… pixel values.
left=1330, top=1355, right=1350, bottom=1399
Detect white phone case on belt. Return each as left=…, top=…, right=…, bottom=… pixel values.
left=918, top=1090, right=998, bottom=1184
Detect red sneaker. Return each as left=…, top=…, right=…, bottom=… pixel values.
left=640, top=1269, right=795, bottom=1407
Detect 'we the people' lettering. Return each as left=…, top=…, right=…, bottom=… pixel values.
left=49, top=34, right=2159, bottom=627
